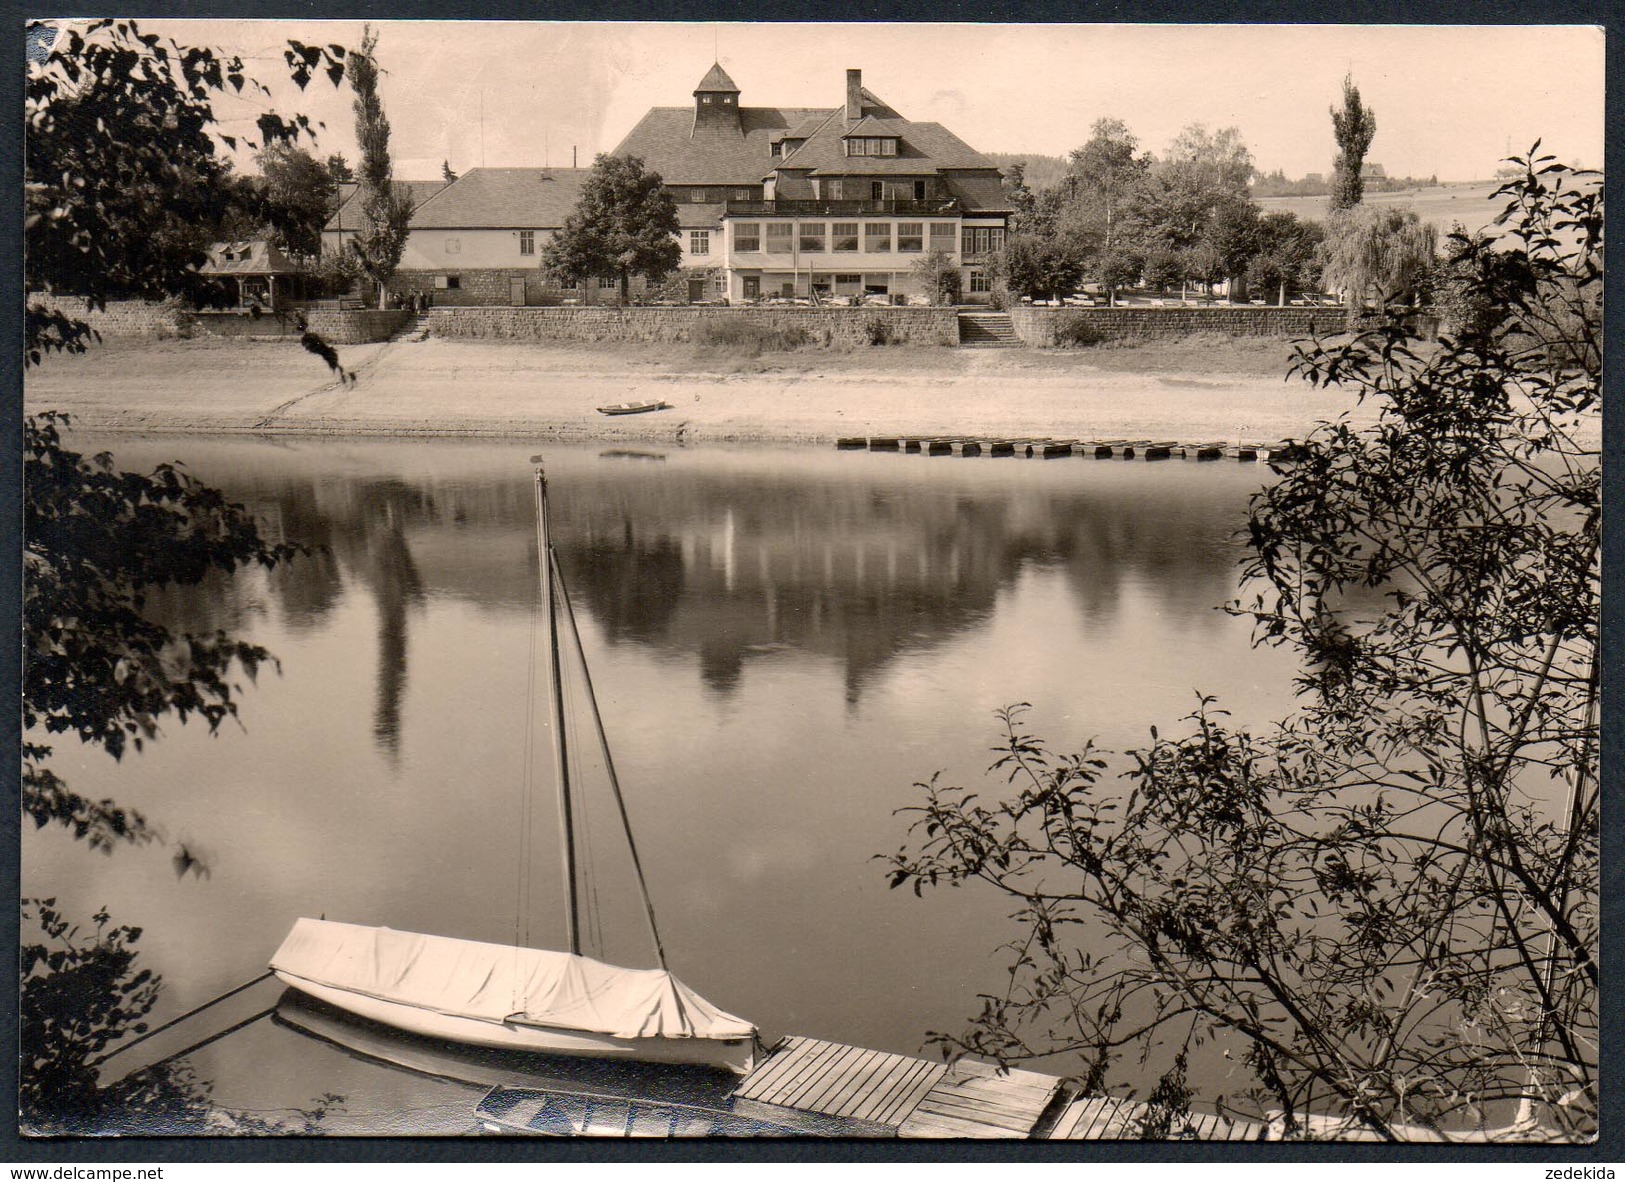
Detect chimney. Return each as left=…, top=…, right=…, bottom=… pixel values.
left=845, top=69, right=862, bottom=126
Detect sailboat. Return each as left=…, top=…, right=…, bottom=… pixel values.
left=270, top=458, right=760, bottom=1074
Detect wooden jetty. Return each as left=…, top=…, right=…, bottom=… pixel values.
left=730, top=1035, right=1066, bottom=1139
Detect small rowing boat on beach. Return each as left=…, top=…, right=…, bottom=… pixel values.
left=597, top=400, right=671, bottom=416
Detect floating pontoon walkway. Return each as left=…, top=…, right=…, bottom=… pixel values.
left=835, top=436, right=1303, bottom=462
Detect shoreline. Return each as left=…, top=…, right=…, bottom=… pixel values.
left=23, top=335, right=1382, bottom=446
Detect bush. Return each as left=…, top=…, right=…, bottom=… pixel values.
left=1050, top=312, right=1105, bottom=348
left=864, top=317, right=895, bottom=346
left=693, top=317, right=812, bottom=354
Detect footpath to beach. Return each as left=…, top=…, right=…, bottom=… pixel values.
left=25, top=335, right=1381, bottom=446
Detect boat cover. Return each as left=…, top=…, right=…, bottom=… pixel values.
left=271, top=918, right=756, bottom=1042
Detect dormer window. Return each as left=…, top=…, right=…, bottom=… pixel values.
left=845, top=136, right=899, bottom=157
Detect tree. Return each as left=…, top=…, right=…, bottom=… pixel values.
left=1000, top=161, right=1036, bottom=223
left=257, top=142, right=338, bottom=261
left=24, top=19, right=345, bottom=363
left=326, top=153, right=355, bottom=184
left=542, top=154, right=681, bottom=304
left=346, top=25, right=413, bottom=309
left=24, top=415, right=303, bottom=851
left=887, top=155, right=1599, bottom=1142
left=1245, top=212, right=1325, bottom=304
left=1319, top=204, right=1436, bottom=310
left=1068, top=118, right=1149, bottom=254
left=992, top=235, right=1082, bottom=304
left=911, top=250, right=962, bottom=305
left=1330, top=74, right=1377, bottom=211
left=442, top=159, right=459, bottom=184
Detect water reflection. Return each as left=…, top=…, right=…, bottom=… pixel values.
left=135, top=446, right=1251, bottom=727
left=33, top=437, right=1296, bottom=1119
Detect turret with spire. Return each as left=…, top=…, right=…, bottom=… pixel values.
left=692, top=62, right=742, bottom=135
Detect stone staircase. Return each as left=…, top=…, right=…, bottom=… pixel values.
left=393, top=312, right=432, bottom=342
left=957, top=311, right=1021, bottom=348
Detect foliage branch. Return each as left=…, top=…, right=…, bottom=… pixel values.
left=885, top=151, right=1599, bottom=1142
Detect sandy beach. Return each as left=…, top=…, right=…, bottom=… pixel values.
left=23, top=334, right=1388, bottom=446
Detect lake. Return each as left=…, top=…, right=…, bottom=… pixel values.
left=24, top=433, right=1303, bottom=1133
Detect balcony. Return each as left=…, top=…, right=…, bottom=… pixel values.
left=724, top=198, right=963, bottom=217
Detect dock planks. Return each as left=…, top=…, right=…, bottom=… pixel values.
left=1048, top=1095, right=1268, bottom=1141
left=898, top=1059, right=1066, bottom=1139
left=733, top=1036, right=947, bottom=1129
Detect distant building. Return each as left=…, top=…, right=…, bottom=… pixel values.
left=1360, top=162, right=1388, bottom=180
left=613, top=65, right=1012, bottom=303
left=198, top=239, right=318, bottom=311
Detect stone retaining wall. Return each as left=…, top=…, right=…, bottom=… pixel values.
left=27, top=295, right=190, bottom=338
left=189, top=309, right=409, bottom=343
left=1008, top=304, right=1337, bottom=345
left=430, top=305, right=961, bottom=347
left=27, top=296, right=408, bottom=344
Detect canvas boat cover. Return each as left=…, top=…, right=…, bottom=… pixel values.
left=271, top=918, right=756, bottom=1042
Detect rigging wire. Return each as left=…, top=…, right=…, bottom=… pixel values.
left=552, top=549, right=669, bottom=970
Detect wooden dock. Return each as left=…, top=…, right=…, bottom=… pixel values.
left=834, top=435, right=1299, bottom=463
left=1047, top=1095, right=1266, bottom=1141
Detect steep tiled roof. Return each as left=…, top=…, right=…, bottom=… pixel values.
left=676, top=202, right=726, bottom=230
left=841, top=115, right=911, bottom=137
left=781, top=115, right=996, bottom=175
left=407, top=167, right=591, bottom=228
left=324, top=179, right=447, bottom=232
left=694, top=62, right=740, bottom=93
left=613, top=105, right=831, bottom=185
left=200, top=239, right=306, bottom=275
left=943, top=174, right=1013, bottom=212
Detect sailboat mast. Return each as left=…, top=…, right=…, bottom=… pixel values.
left=533, top=462, right=581, bottom=957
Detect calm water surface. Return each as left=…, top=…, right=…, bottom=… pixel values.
left=26, top=435, right=1302, bottom=1132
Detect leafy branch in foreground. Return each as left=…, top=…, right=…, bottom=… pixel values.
left=23, top=413, right=304, bottom=851
left=885, top=151, right=1598, bottom=1142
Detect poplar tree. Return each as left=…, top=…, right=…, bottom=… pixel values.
left=1330, top=74, right=1377, bottom=210
left=347, top=25, right=413, bottom=308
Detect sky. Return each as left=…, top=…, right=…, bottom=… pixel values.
left=122, top=21, right=1605, bottom=183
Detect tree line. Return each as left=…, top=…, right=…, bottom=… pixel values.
left=986, top=77, right=1439, bottom=312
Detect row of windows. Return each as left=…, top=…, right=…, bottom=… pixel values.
left=843, top=136, right=899, bottom=157
left=730, top=221, right=956, bottom=254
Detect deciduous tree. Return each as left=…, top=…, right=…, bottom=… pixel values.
left=24, top=19, right=345, bottom=362
left=542, top=154, right=681, bottom=304
left=1319, top=204, right=1436, bottom=310
left=887, top=155, right=1599, bottom=1142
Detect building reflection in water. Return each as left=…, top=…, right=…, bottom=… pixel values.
left=128, top=445, right=1255, bottom=747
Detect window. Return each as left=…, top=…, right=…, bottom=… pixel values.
left=930, top=222, right=956, bottom=252
left=712, top=272, right=727, bottom=294
left=701, top=95, right=712, bottom=104
left=871, top=181, right=884, bottom=201
left=599, top=277, right=616, bottom=290
left=799, top=222, right=826, bottom=252
left=865, top=223, right=891, bottom=252
left=832, top=222, right=859, bottom=252
left=968, top=270, right=991, bottom=293
left=898, top=222, right=923, bottom=253
left=519, top=230, right=535, bottom=256
left=722, top=96, right=733, bottom=105
left=690, top=189, right=709, bottom=203
left=961, top=227, right=1006, bottom=256
left=734, top=222, right=761, bottom=252
left=690, top=230, right=710, bottom=256
left=560, top=276, right=580, bottom=291
left=434, top=274, right=460, bottom=290
left=445, top=237, right=461, bottom=254
left=766, top=223, right=793, bottom=253
left=771, top=141, right=783, bottom=157
left=914, top=180, right=927, bottom=201
left=732, top=189, right=753, bottom=201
